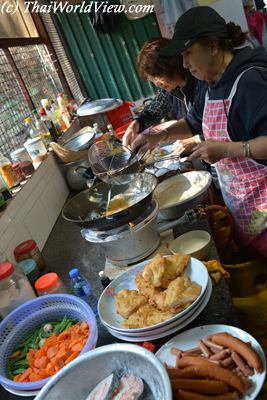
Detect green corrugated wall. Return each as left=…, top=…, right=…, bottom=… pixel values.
left=55, top=9, right=160, bottom=101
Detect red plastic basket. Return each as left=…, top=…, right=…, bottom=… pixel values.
left=114, top=122, right=132, bottom=140
left=107, top=101, right=134, bottom=130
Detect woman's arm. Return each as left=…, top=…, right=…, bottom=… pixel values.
left=188, top=136, right=267, bottom=164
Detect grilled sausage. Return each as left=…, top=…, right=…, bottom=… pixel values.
left=210, top=333, right=263, bottom=373
left=177, top=356, right=247, bottom=394
left=171, top=378, right=229, bottom=394
left=174, top=389, right=239, bottom=400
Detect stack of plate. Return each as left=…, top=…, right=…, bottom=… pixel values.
left=98, top=257, right=212, bottom=342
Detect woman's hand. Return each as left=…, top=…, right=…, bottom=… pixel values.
left=172, top=135, right=201, bottom=156
left=122, top=120, right=140, bottom=148
left=187, top=140, right=230, bottom=164
left=131, top=130, right=168, bottom=153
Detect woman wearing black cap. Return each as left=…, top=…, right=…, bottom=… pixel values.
left=131, top=6, right=267, bottom=257
left=122, top=37, right=206, bottom=152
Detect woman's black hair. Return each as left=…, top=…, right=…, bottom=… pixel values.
left=198, top=22, right=248, bottom=51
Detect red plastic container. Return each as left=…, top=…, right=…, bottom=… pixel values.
left=115, top=121, right=132, bottom=140
left=107, top=101, right=134, bottom=130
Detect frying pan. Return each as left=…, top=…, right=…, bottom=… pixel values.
left=62, top=172, right=158, bottom=230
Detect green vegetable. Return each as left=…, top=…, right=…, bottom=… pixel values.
left=7, top=316, right=77, bottom=380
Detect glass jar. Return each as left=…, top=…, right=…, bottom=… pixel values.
left=17, top=259, right=39, bottom=287
left=24, top=137, right=48, bottom=163
left=0, top=153, right=18, bottom=189
left=12, top=163, right=26, bottom=183
left=14, top=239, right=48, bottom=275
left=0, top=262, right=36, bottom=318
left=10, top=148, right=35, bottom=177
left=34, top=272, right=67, bottom=296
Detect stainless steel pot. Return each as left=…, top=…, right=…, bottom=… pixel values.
left=60, top=157, right=94, bottom=192
left=82, top=201, right=160, bottom=265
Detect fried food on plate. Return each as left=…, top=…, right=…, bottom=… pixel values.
left=142, top=253, right=165, bottom=287
left=161, top=254, right=190, bottom=288
left=115, top=289, right=147, bottom=319
left=122, top=303, right=175, bottom=329
left=142, top=253, right=190, bottom=289
left=135, top=273, right=162, bottom=300
left=152, top=276, right=201, bottom=311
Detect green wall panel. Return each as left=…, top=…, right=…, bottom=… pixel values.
left=55, top=8, right=160, bottom=101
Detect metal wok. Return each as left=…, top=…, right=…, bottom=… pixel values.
left=62, top=172, right=158, bottom=230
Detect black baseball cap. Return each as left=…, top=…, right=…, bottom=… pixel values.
left=160, top=6, right=228, bottom=57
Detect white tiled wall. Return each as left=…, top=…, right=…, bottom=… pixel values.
left=0, top=153, right=69, bottom=264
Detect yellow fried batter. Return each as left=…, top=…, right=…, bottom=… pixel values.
left=115, top=289, right=147, bottom=319
left=122, top=303, right=175, bottom=329
left=161, top=254, right=190, bottom=288
left=152, top=276, right=201, bottom=311
left=142, top=253, right=165, bottom=287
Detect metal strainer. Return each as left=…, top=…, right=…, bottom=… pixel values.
left=88, top=140, right=140, bottom=184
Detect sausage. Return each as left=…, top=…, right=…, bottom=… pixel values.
left=210, top=349, right=231, bottom=361
left=171, top=378, right=229, bottom=394
left=177, top=357, right=248, bottom=394
left=198, top=339, right=212, bottom=357
left=204, top=340, right=225, bottom=353
left=210, top=332, right=263, bottom=373
left=171, top=347, right=183, bottom=356
left=231, top=352, right=254, bottom=376
left=184, top=347, right=202, bottom=354
left=174, top=389, right=239, bottom=400
left=222, top=356, right=235, bottom=368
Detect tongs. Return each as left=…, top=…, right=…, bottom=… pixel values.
left=141, top=154, right=181, bottom=167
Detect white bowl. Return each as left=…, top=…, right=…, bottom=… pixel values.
left=170, top=230, right=211, bottom=260
left=35, top=344, right=172, bottom=400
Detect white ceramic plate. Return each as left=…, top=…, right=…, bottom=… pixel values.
left=101, top=278, right=212, bottom=337
left=106, top=278, right=212, bottom=342
left=156, top=324, right=266, bottom=400
left=98, top=256, right=209, bottom=333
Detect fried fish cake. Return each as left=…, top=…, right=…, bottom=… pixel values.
left=122, top=303, right=175, bottom=329
left=135, top=273, right=161, bottom=300
left=142, top=253, right=165, bottom=287
left=152, top=276, right=201, bottom=311
left=160, top=254, right=190, bottom=288
left=115, top=289, right=147, bottom=319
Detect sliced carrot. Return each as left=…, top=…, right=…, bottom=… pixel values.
left=10, top=350, right=21, bottom=359
left=46, top=345, right=59, bottom=359
left=71, top=343, right=84, bottom=352
left=65, top=351, right=79, bottom=365
left=80, top=321, right=89, bottom=330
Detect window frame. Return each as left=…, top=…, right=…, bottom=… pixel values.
left=0, top=11, right=73, bottom=111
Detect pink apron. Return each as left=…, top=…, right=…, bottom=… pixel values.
left=203, top=68, right=267, bottom=256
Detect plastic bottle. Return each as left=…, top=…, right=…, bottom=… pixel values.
left=69, top=268, right=98, bottom=315
left=32, top=109, right=52, bottom=147
left=0, top=153, right=18, bottom=189
left=41, top=99, right=63, bottom=135
left=39, top=107, right=59, bottom=142
left=93, top=123, right=103, bottom=139
left=51, top=101, right=68, bottom=132
left=24, top=116, right=39, bottom=139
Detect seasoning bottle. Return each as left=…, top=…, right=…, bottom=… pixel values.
left=14, top=239, right=48, bottom=275
left=0, top=153, right=19, bottom=189
left=0, top=262, right=36, bottom=318
left=10, top=148, right=35, bottom=177
left=17, top=259, right=39, bottom=287
left=34, top=272, right=67, bottom=296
